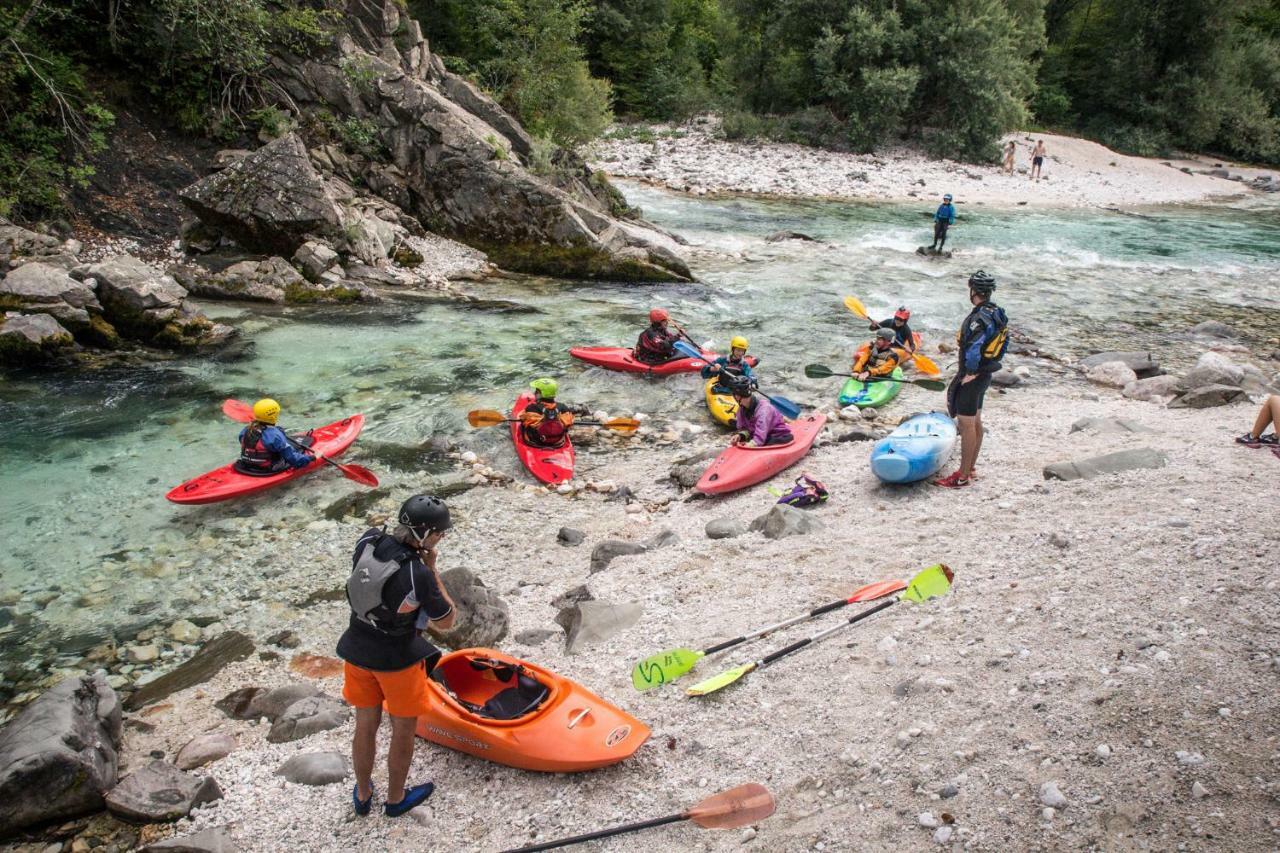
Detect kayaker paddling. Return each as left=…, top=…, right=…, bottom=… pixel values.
left=519, top=378, right=589, bottom=449
left=633, top=308, right=682, bottom=365
left=235, top=398, right=314, bottom=475
left=338, top=494, right=457, bottom=817
left=701, top=335, right=755, bottom=393
left=853, top=328, right=903, bottom=382
left=868, top=307, right=916, bottom=353
left=728, top=375, right=793, bottom=447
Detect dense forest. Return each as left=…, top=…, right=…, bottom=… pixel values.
left=4, top=0, right=1280, bottom=220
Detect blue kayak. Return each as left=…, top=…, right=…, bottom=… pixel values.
left=870, top=412, right=957, bottom=484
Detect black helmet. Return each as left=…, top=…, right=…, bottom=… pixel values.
left=725, top=373, right=753, bottom=396
left=968, top=270, right=996, bottom=296
left=398, top=494, right=451, bottom=538
left=875, top=327, right=896, bottom=342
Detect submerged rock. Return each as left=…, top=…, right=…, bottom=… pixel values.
left=126, top=631, right=255, bottom=710
left=1043, top=448, right=1168, bottom=481
left=105, top=760, right=222, bottom=822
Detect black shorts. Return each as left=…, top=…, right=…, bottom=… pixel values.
left=1033, top=156, right=1044, bottom=167
left=933, top=221, right=949, bottom=239
left=947, top=372, right=993, bottom=417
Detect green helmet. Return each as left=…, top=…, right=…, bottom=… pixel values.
left=531, top=377, right=558, bottom=399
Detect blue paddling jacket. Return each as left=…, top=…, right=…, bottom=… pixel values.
left=934, top=203, right=956, bottom=224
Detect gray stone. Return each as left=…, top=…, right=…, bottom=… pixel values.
left=837, top=427, right=883, bottom=442
left=764, top=230, right=819, bottom=243
left=1068, top=417, right=1153, bottom=435
left=1122, top=375, right=1184, bottom=402
left=0, top=673, right=122, bottom=834
left=589, top=528, right=677, bottom=573
left=142, top=827, right=237, bottom=853
left=126, top=631, right=255, bottom=710
left=990, top=370, right=1022, bottom=387
left=556, top=601, right=643, bottom=654
left=1085, top=361, right=1138, bottom=389
left=85, top=255, right=219, bottom=346
left=705, top=518, right=747, bottom=540
left=0, top=262, right=101, bottom=326
left=557, top=527, right=585, bottom=546
left=1043, top=448, right=1168, bottom=481
left=1182, top=352, right=1244, bottom=389
left=1169, top=384, right=1248, bottom=409
left=175, top=732, right=236, bottom=770
left=749, top=504, right=826, bottom=540
left=173, top=258, right=294, bottom=303
left=1078, top=351, right=1160, bottom=377
left=550, top=585, right=593, bottom=609
left=245, top=683, right=324, bottom=721
left=213, top=687, right=263, bottom=719
left=439, top=72, right=534, bottom=158
left=266, top=696, right=351, bottom=743
left=293, top=240, right=340, bottom=283
left=1039, top=780, right=1069, bottom=809
left=105, top=760, right=222, bottom=822
left=513, top=628, right=558, bottom=646
left=1187, top=320, right=1240, bottom=339
left=0, top=313, right=75, bottom=366
left=0, top=223, right=64, bottom=273
left=142, top=827, right=238, bottom=853
left=276, top=751, right=349, bottom=786
left=428, top=567, right=509, bottom=649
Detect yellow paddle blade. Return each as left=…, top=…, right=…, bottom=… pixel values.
left=912, top=353, right=941, bottom=376
left=686, top=662, right=756, bottom=696
left=901, top=564, right=954, bottom=603
left=843, top=295, right=870, bottom=320
left=686, top=783, right=776, bottom=829
left=467, top=409, right=507, bottom=428
left=631, top=648, right=704, bottom=690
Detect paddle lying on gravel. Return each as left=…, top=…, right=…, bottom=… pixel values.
left=467, top=409, right=640, bottom=435
left=673, top=340, right=802, bottom=420
left=631, top=578, right=907, bottom=691
left=843, top=295, right=941, bottom=376
left=221, top=399, right=379, bottom=487
left=804, top=363, right=946, bottom=391
left=502, top=783, right=776, bottom=852
left=686, top=564, right=954, bottom=697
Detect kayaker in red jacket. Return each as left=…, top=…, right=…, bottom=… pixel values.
left=520, top=378, right=590, bottom=449
left=728, top=375, right=793, bottom=446
left=633, top=308, right=681, bottom=364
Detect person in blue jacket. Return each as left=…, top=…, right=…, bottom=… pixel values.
left=930, top=194, right=956, bottom=252
left=236, top=398, right=314, bottom=475
left=701, top=335, right=755, bottom=393
left=935, top=271, right=1008, bottom=489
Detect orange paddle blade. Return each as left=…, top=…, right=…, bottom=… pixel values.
left=601, top=417, right=640, bottom=434
left=686, top=783, right=776, bottom=829
left=222, top=398, right=254, bottom=422
left=912, top=353, right=941, bottom=375
left=848, top=578, right=908, bottom=602
left=842, top=295, right=870, bottom=320
left=467, top=409, right=508, bottom=428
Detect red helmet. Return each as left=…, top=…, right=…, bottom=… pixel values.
left=894, top=307, right=911, bottom=321
left=649, top=308, right=669, bottom=323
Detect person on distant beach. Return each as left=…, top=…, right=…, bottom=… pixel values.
left=520, top=378, right=589, bottom=449
left=931, top=194, right=956, bottom=251
left=1030, top=140, right=1046, bottom=181
left=935, top=271, right=1008, bottom=489
left=853, top=328, right=903, bottom=381
left=338, top=494, right=457, bottom=818
left=634, top=308, right=681, bottom=364
left=235, top=398, right=313, bottom=474
left=868, top=307, right=916, bottom=353
left=701, top=335, right=755, bottom=393
left=1002, top=140, right=1017, bottom=175
left=1236, top=394, right=1280, bottom=449
left=729, top=375, right=792, bottom=447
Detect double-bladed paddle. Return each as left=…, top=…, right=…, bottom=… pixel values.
left=843, top=295, right=941, bottom=376
left=221, top=399, right=379, bottom=487
left=686, top=564, right=954, bottom=696
left=466, top=409, right=640, bottom=435
left=803, top=363, right=946, bottom=391
left=630, top=578, right=907, bottom=690
left=502, top=783, right=776, bottom=852
left=672, top=340, right=802, bottom=420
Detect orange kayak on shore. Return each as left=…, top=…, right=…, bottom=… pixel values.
left=415, top=649, right=650, bottom=772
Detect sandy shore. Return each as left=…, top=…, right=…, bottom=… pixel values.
left=589, top=122, right=1274, bottom=209
left=104, top=334, right=1280, bottom=852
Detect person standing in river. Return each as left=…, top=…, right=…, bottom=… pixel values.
left=1030, top=140, right=1046, bottom=181
left=931, top=194, right=956, bottom=252
left=338, top=494, right=457, bottom=817
left=935, top=271, right=1008, bottom=489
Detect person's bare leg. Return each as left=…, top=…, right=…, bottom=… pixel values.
left=1249, top=395, right=1280, bottom=437
left=957, top=415, right=979, bottom=478
left=971, top=412, right=984, bottom=470
left=353, top=706, right=382, bottom=802
left=385, top=714, right=419, bottom=805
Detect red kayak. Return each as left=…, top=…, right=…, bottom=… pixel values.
left=569, top=346, right=713, bottom=376
left=695, top=413, right=827, bottom=495
left=166, top=415, right=364, bottom=505
left=511, top=393, right=574, bottom=485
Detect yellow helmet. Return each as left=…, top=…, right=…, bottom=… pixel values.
left=252, top=398, right=281, bottom=425
left=730, top=336, right=749, bottom=351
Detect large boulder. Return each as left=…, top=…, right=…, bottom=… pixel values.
left=0, top=261, right=101, bottom=328
left=261, top=3, right=690, bottom=282
left=0, top=222, right=70, bottom=273
left=590, top=529, right=677, bottom=573
left=1043, top=448, right=1168, bottom=481
left=1078, top=351, right=1160, bottom=378
left=428, top=567, right=510, bottom=649
left=276, top=751, right=349, bottom=786
left=0, top=312, right=75, bottom=366
left=86, top=255, right=226, bottom=347
left=105, top=760, right=223, bottom=823
left=1085, top=361, right=1138, bottom=389
left=555, top=601, right=643, bottom=654
left=750, top=505, right=825, bottom=540
left=1122, top=375, right=1184, bottom=402
left=1182, top=352, right=1244, bottom=389
left=0, top=673, right=122, bottom=834
left=1169, top=384, right=1248, bottom=409
left=266, top=695, right=350, bottom=743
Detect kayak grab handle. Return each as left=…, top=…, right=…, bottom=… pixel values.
left=567, top=708, right=591, bottom=729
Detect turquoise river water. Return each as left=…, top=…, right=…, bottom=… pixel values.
left=1, top=182, right=1278, bottom=687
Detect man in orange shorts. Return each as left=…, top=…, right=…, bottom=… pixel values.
left=337, top=494, right=456, bottom=817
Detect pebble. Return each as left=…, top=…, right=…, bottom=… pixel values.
left=740, top=827, right=756, bottom=843
left=625, top=503, right=644, bottom=514
left=939, top=783, right=958, bottom=799
left=1096, top=744, right=1112, bottom=759
left=1192, top=782, right=1210, bottom=799
left=1042, top=807, right=1056, bottom=821
left=1176, top=750, right=1205, bottom=766
left=168, top=620, right=201, bottom=643
left=918, top=812, right=940, bottom=829
left=126, top=644, right=159, bottom=664
left=1039, top=781, right=1069, bottom=808
left=932, top=826, right=953, bottom=844
left=460, top=451, right=478, bottom=463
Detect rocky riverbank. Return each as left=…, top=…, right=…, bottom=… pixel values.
left=2, top=328, right=1277, bottom=851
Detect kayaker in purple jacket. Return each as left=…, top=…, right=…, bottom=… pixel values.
left=728, top=375, right=793, bottom=446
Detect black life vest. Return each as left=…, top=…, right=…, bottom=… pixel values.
left=346, top=532, right=419, bottom=637
left=239, top=424, right=282, bottom=473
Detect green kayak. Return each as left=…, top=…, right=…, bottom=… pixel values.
left=838, top=367, right=903, bottom=408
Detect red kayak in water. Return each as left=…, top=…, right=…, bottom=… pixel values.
left=510, top=393, right=575, bottom=485
left=695, top=413, right=827, bottom=495
left=166, top=415, right=365, bottom=504
left=569, top=346, right=714, bottom=375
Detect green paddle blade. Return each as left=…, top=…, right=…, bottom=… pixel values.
left=686, top=662, right=757, bottom=696
left=804, top=364, right=835, bottom=379
left=912, top=378, right=946, bottom=391
left=631, top=648, right=704, bottom=691
left=901, top=564, right=954, bottom=603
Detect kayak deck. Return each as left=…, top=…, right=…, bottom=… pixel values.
left=569, top=346, right=713, bottom=375
left=696, top=413, right=827, bottom=495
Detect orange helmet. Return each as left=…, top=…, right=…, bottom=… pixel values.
left=649, top=308, right=669, bottom=323
left=894, top=307, right=911, bottom=321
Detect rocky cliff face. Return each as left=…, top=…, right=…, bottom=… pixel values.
left=237, top=0, right=690, bottom=282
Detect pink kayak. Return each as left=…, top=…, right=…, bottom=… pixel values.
left=569, top=346, right=714, bottom=376
left=695, top=413, right=827, bottom=495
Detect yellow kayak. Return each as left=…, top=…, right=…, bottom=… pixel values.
left=704, top=378, right=739, bottom=426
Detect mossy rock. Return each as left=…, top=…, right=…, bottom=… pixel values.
left=391, top=245, right=424, bottom=268
left=475, top=241, right=688, bottom=283
left=82, top=314, right=123, bottom=350
left=152, top=316, right=214, bottom=349
left=284, top=282, right=363, bottom=304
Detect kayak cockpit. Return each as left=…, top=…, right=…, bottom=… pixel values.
left=430, top=654, right=554, bottom=722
